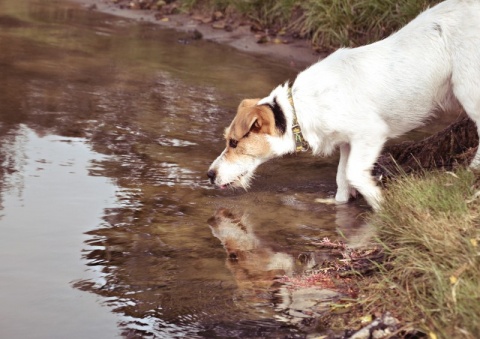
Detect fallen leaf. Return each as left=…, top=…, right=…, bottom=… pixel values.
left=445, top=171, right=459, bottom=178
left=449, top=275, right=457, bottom=284
left=213, top=11, right=223, bottom=21
left=360, top=314, right=373, bottom=324
left=212, top=21, right=225, bottom=29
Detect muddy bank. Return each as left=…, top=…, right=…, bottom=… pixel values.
left=72, top=0, right=321, bottom=69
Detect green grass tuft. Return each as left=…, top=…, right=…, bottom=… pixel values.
left=365, top=169, right=480, bottom=338
left=292, top=0, right=440, bottom=49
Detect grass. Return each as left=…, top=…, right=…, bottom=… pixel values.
left=178, top=0, right=442, bottom=50
left=291, top=0, right=439, bottom=49
left=362, top=169, right=480, bottom=338
left=179, top=0, right=296, bottom=28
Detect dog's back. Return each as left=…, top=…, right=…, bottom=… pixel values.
left=294, top=0, right=480, bottom=142
left=289, top=0, right=480, bottom=209
left=387, top=0, right=480, bottom=124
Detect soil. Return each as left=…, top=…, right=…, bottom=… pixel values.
left=376, top=115, right=477, bottom=177
left=73, top=0, right=322, bottom=70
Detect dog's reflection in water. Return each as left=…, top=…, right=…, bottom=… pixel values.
left=208, top=207, right=372, bottom=328
left=208, top=208, right=303, bottom=305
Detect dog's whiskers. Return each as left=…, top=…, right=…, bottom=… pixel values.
left=239, top=176, right=249, bottom=191
left=239, top=173, right=254, bottom=191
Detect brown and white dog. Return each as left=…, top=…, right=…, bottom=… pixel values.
left=208, top=0, right=480, bottom=211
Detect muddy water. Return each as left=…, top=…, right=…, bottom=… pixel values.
left=0, top=1, right=424, bottom=338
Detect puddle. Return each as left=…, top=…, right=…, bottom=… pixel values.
left=0, top=0, right=458, bottom=338
left=0, top=126, right=121, bottom=338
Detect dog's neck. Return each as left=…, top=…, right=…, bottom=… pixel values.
left=287, top=85, right=309, bottom=152
left=258, top=82, right=309, bottom=155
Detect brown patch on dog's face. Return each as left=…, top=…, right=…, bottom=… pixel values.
left=223, top=99, right=277, bottom=160
left=207, top=208, right=296, bottom=297
left=207, top=208, right=242, bottom=230
left=208, top=208, right=259, bottom=252
left=228, top=99, right=278, bottom=140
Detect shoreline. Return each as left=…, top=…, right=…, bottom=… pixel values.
left=73, top=0, right=322, bottom=70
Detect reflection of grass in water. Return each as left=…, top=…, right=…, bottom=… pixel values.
left=363, top=169, right=480, bottom=338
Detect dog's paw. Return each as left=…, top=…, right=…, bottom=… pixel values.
left=334, top=188, right=355, bottom=203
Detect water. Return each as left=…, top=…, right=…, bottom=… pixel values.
left=0, top=0, right=441, bottom=337
left=0, top=127, right=121, bottom=338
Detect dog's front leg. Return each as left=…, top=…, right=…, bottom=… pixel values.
left=335, top=143, right=356, bottom=203
left=346, top=141, right=385, bottom=211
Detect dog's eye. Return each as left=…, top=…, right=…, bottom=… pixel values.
left=229, top=139, right=238, bottom=148
left=229, top=252, right=238, bottom=261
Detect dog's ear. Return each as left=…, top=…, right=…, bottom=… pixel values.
left=239, top=99, right=261, bottom=109
left=230, top=99, right=276, bottom=140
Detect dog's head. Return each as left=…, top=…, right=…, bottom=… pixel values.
left=208, top=208, right=259, bottom=254
left=207, top=97, right=288, bottom=189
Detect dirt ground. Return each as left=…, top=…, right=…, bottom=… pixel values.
left=73, top=0, right=322, bottom=70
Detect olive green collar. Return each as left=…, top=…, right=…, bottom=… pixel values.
left=287, top=85, right=309, bottom=152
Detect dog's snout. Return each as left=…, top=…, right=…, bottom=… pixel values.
left=207, top=169, right=217, bottom=183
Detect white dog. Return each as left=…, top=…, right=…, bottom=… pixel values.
left=208, top=0, right=480, bottom=211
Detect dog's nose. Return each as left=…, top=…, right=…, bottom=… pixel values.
left=207, top=169, right=216, bottom=184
